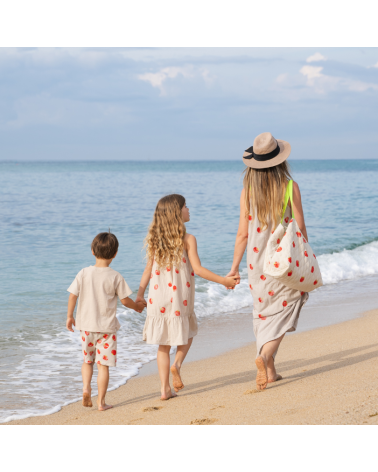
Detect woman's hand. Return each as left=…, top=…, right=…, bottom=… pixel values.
left=135, top=295, right=147, bottom=306
left=225, top=269, right=241, bottom=290
left=222, top=275, right=240, bottom=289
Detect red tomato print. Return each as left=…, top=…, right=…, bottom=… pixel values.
left=260, top=275, right=266, bottom=281
left=154, top=284, right=158, bottom=290
left=182, top=257, right=186, bottom=263
left=282, top=301, right=287, bottom=307
left=170, top=297, right=173, bottom=303
left=82, top=337, right=85, bottom=342
left=191, top=271, right=194, bottom=276
left=160, top=307, right=166, bottom=313
left=249, top=284, right=253, bottom=290
left=84, top=350, right=87, bottom=355
left=288, top=271, right=293, bottom=276
left=285, top=217, right=289, bottom=223
left=303, top=238, right=307, bottom=243
left=274, top=262, right=279, bottom=268
left=155, top=270, right=160, bottom=275
left=268, top=291, right=274, bottom=296
left=300, top=277, right=305, bottom=282
left=186, top=282, right=190, bottom=287
left=296, top=261, right=299, bottom=267
left=290, top=219, right=293, bottom=223
left=168, top=282, right=172, bottom=287
left=296, top=232, right=301, bottom=237
left=103, top=334, right=108, bottom=339
left=97, top=361, right=101, bottom=365
left=103, top=343, right=109, bottom=349
left=112, top=335, right=116, bottom=341
left=301, top=291, right=305, bottom=296
left=175, top=310, right=180, bottom=316
left=292, top=242, right=295, bottom=248
left=85, top=331, right=89, bottom=336
left=313, top=254, right=317, bottom=259
left=97, top=339, right=101, bottom=344
left=89, top=351, right=94, bottom=356
left=311, top=266, right=314, bottom=273
left=253, top=247, right=259, bottom=253
left=250, top=264, right=253, bottom=270
left=149, top=298, right=153, bottom=304
left=258, top=315, right=266, bottom=320
left=183, top=300, right=187, bottom=306
left=88, top=342, right=94, bottom=347
left=258, top=297, right=263, bottom=303
left=97, top=349, right=101, bottom=354
left=173, top=286, right=177, bottom=291
left=284, top=232, right=287, bottom=237
left=257, top=227, right=261, bottom=233
left=175, top=269, right=179, bottom=274
left=103, top=356, right=108, bottom=361
left=277, top=238, right=280, bottom=244
left=314, top=280, right=318, bottom=285
left=288, top=257, right=292, bottom=263
left=150, top=274, right=153, bottom=279
left=304, top=251, right=308, bottom=257
left=271, top=231, right=274, bottom=234
left=276, top=247, right=282, bottom=252
left=87, top=360, right=92, bottom=364
left=111, top=350, right=116, bottom=355
left=166, top=267, right=171, bottom=272
left=248, top=215, right=252, bottom=221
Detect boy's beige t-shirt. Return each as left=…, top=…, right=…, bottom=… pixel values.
left=67, top=266, right=132, bottom=333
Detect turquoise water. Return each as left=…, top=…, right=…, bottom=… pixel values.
left=1, top=159, right=378, bottom=422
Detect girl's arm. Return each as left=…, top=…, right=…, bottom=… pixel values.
left=135, top=259, right=154, bottom=304
left=226, top=188, right=249, bottom=282
left=186, top=234, right=239, bottom=288
left=290, top=181, right=308, bottom=241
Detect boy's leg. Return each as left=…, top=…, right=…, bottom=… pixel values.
left=157, top=345, right=176, bottom=400
left=97, top=364, right=113, bottom=411
left=171, top=337, right=193, bottom=392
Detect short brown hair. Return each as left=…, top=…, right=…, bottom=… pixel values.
left=91, top=232, right=119, bottom=259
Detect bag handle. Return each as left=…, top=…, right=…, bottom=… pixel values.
left=281, top=180, right=294, bottom=223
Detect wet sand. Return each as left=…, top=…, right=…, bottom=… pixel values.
left=8, top=308, right=378, bottom=425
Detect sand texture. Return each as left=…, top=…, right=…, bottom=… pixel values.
left=8, top=309, right=378, bottom=425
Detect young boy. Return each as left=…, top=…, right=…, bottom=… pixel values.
left=66, top=231, right=146, bottom=411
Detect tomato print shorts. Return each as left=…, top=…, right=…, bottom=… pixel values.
left=80, top=331, right=117, bottom=367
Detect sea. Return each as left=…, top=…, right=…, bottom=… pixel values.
left=1, top=159, right=378, bottom=423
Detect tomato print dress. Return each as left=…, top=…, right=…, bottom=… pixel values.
left=143, top=250, right=198, bottom=346
left=247, top=204, right=309, bottom=358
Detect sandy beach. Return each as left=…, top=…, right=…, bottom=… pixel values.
left=7, top=308, right=378, bottom=425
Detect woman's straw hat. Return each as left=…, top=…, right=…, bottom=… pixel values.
left=242, top=132, right=291, bottom=169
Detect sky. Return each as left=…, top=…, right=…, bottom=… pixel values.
left=1, top=47, right=378, bottom=161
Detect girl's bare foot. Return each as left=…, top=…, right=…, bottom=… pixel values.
left=170, top=364, right=184, bottom=392
left=98, top=403, right=113, bottom=411
left=255, top=356, right=268, bottom=390
left=82, top=391, right=92, bottom=407
left=160, top=388, right=178, bottom=401
left=268, top=374, right=283, bottom=383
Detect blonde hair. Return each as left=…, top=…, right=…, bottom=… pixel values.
left=144, top=194, right=186, bottom=269
left=243, top=161, right=292, bottom=231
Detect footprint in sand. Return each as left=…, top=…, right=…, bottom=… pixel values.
left=190, top=418, right=218, bottom=425
left=210, top=405, right=225, bottom=411
left=142, top=406, right=163, bottom=412
left=244, top=389, right=262, bottom=395
left=128, top=418, right=144, bottom=424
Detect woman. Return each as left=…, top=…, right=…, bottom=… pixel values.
left=227, top=132, right=309, bottom=390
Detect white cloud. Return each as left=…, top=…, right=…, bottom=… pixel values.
left=306, top=52, right=327, bottom=63
left=370, top=61, right=378, bottom=68
left=300, top=65, right=324, bottom=81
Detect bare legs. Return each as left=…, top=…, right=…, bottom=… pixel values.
left=81, top=362, right=113, bottom=410
left=158, top=338, right=193, bottom=399
left=255, top=334, right=285, bottom=390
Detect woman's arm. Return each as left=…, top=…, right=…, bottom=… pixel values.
left=291, top=181, right=308, bottom=241
left=136, top=259, right=153, bottom=303
left=226, top=188, right=249, bottom=282
left=186, top=234, right=239, bottom=288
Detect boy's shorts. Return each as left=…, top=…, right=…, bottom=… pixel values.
left=80, top=331, right=117, bottom=367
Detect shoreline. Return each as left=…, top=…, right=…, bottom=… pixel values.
left=7, top=307, right=378, bottom=425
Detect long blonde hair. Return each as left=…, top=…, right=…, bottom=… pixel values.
left=144, top=194, right=186, bottom=269
left=243, top=161, right=292, bottom=231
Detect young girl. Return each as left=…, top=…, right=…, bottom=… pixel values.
left=136, top=194, right=239, bottom=400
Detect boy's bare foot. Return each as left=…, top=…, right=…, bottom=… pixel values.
left=170, top=364, right=184, bottom=392
left=82, top=391, right=92, bottom=407
left=98, top=403, right=113, bottom=411
left=255, top=356, right=268, bottom=390
left=160, top=389, right=178, bottom=401
left=268, top=374, right=283, bottom=383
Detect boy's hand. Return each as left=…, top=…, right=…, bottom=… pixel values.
left=222, top=276, right=240, bottom=289
left=66, top=317, right=76, bottom=332
left=135, top=300, right=147, bottom=313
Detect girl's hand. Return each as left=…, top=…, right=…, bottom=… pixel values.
left=135, top=295, right=147, bottom=306
left=66, top=317, right=75, bottom=332
left=135, top=300, right=147, bottom=313
left=225, top=269, right=241, bottom=290
left=222, top=276, right=240, bottom=289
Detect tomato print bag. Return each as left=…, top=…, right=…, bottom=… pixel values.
left=263, top=180, right=323, bottom=292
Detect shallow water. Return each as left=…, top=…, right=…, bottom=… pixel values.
left=1, top=159, right=378, bottom=422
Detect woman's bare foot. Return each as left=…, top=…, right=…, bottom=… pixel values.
left=268, top=374, right=283, bottom=383
left=82, top=391, right=92, bottom=407
left=170, top=364, right=184, bottom=392
left=255, top=356, right=268, bottom=390
left=160, top=388, right=178, bottom=401
left=98, top=403, right=113, bottom=411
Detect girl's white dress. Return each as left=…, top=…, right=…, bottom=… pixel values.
left=143, top=250, right=198, bottom=346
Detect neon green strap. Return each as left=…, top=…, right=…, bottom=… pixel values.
left=281, top=180, right=294, bottom=223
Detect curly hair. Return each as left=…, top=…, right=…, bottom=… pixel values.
left=144, top=194, right=186, bottom=269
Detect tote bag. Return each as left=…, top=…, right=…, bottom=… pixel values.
left=263, top=180, right=323, bottom=292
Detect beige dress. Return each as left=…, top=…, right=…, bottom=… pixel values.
left=247, top=205, right=309, bottom=358
left=143, top=250, right=198, bottom=346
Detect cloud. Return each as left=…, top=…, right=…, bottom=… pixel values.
left=300, top=65, right=324, bottom=80
left=306, top=52, right=326, bottom=63
left=138, top=66, right=212, bottom=95
left=370, top=61, right=378, bottom=68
